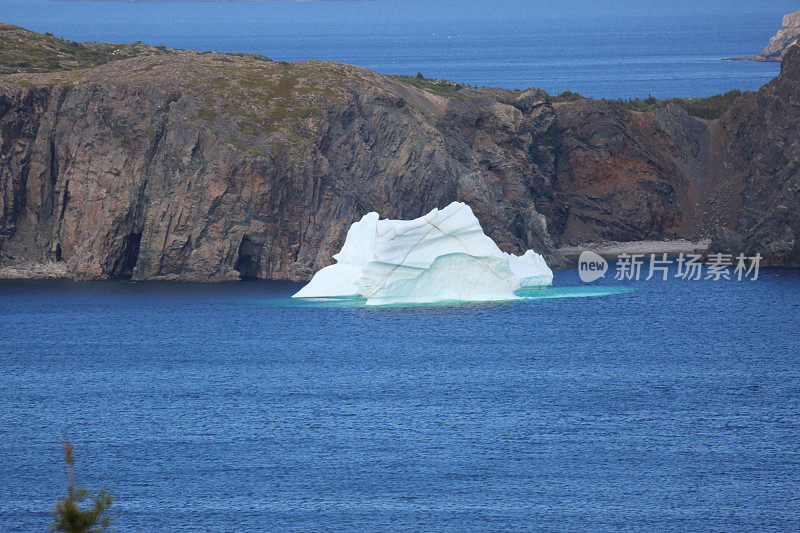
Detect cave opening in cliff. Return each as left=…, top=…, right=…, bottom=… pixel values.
left=235, top=235, right=262, bottom=280
left=115, top=232, right=142, bottom=279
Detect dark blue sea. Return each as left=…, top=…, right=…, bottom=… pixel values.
left=1, top=267, right=799, bottom=531
left=2, top=0, right=798, bottom=98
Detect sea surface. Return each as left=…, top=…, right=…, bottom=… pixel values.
left=1, top=0, right=798, bottom=98
left=1, top=267, right=799, bottom=531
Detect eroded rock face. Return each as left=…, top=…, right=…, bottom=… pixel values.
left=0, top=34, right=798, bottom=280
left=708, top=44, right=800, bottom=266
left=0, top=54, right=570, bottom=280
left=729, top=12, right=800, bottom=62
left=757, top=11, right=800, bottom=61
left=554, top=101, right=693, bottom=244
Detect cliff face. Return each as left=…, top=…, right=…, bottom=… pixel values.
left=757, top=12, right=800, bottom=61
left=552, top=100, right=728, bottom=244
left=708, top=44, right=800, bottom=265
left=0, top=26, right=798, bottom=280
left=730, top=12, right=800, bottom=62
left=0, top=52, right=569, bottom=280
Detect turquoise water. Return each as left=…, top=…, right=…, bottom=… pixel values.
left=269, top=285, right=635, bottom=308
left=1, top=267, right=799, bottom=530
left=1, top=0, right=796, bottom=98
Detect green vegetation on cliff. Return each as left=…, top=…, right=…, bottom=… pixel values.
left=550, top=90, right=585, bottom=103
left=614, top=89, right=747, bottom=119
left=551, top=89, right=746, bottom=120
left=0, top=21, right=748, bottom=121
left=0, top=23, right=166, bottom=74
left=389, top=74, right=467, bottom=98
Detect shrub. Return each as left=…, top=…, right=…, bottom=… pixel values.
left=612, top=89, right=745, bottom=119
left=551, top=90, right=585, bottom=103
left=50, top=435, right=113, bottom=533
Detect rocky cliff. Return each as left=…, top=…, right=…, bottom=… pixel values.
left=0, top=24, right=798, bottom=280
left=732, top=11, right=800, bottom=62
left=707, top=44, right=800, bottom=265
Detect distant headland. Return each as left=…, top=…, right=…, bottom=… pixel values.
left=729, top=11, right=800, bottom=61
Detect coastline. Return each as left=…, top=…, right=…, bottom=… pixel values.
left=557, top=239, right=710, bottom=263
left=0, top=240, right=711, bottom=280
left=725, top=56, right=778, bottom=62
left=0, top=24, right=798, bottom=281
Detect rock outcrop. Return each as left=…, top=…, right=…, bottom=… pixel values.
left=708, top=43, right=800, bottom=265
left=730, top=11, right=800, bottom=61
left=0, top=25, right=798, bottom=280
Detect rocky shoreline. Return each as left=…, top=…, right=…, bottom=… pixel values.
left=558, top=240, right=710, bottom=263
left=0, top=24, right=798, bottom=281
left=0, top=239, right=714, bottom=279
left=0, top=242, right=715, bottom=279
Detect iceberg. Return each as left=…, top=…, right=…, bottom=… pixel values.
left=293, top=202, right=553, bottom=305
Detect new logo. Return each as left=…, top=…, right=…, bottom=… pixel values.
left=578, top=251, right=608, bottom=282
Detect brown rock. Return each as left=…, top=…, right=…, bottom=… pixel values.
left=1, top=28, right=799, bottom=280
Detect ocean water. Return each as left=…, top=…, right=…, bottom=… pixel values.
left=1, top=267, right=799, bottom=531
left=1, top=0, right=798, bottom=98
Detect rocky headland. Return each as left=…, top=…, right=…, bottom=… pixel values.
left=730, top=11, right=800, bottom=62
left=0, top=23, right=798, bottom=281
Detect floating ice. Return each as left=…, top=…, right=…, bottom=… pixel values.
left=293, top=202, right=553, bottom=305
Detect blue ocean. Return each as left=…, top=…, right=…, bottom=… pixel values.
left=1, top=0, right=798, bottom=98
left=2, top=267, right=800, bottom=531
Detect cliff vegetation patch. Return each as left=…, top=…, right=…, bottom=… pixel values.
left=0, top=23, right=167, bottom=74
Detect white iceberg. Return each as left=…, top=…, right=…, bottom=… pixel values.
left=293, top=202, right=553, bottom=305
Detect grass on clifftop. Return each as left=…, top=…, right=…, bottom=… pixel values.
left=613, top=90, right=747, bottom=120
left=551, top=89, right=747, bottom=120
left=0, top=21, right=749, bottom=123
left=389, top=73, right=468, bottom=98
left=0, top=23, right=167, bottom=74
